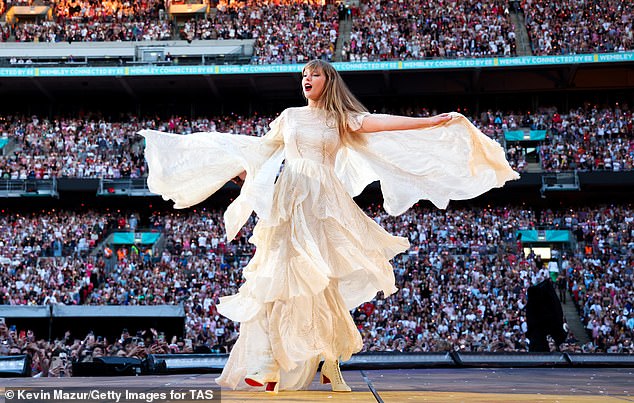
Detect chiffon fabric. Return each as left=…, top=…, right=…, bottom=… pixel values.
left=140, top=107, right=519, bottom=390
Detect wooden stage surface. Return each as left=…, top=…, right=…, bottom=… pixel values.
left=2, top=368, right=633, bottom=402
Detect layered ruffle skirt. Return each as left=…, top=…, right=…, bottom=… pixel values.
left=215, top=158, right=409, bottom=390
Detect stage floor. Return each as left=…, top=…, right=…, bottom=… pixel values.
left=2, top=368, right=633, bottom=402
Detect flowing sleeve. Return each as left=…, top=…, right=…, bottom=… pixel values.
left=140, top=111, right=285, bottom=240
left=347, top=111, right=370, bottom=132
left=335, top=112, right=520, bottom=215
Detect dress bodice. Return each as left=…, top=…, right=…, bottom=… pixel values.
left=282, top=107, right=341, bottom=167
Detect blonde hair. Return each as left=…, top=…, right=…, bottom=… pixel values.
left=302, top=60, right=368, bottom=147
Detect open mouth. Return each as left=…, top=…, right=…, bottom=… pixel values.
left=304, top=83, right=312, bottom=91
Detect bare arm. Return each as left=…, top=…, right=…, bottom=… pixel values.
left=355, top=113, right=453, bottom=134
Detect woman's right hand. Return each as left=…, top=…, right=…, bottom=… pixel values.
left=231, top=171, right=246, bottom=186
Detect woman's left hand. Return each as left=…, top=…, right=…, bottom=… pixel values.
left=426, top=113, right=453, bottom=126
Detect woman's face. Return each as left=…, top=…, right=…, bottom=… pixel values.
left=302, top=67, right=326, bottom=105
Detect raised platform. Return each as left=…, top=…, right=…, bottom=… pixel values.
left=1, top=367, right=632, bottom=402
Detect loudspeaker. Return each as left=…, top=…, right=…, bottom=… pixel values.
left=142, top=354, right=167, bottom=374
left=0, top=355, right=31, bottom=377
left=344, top=352, right=456, bottom=369
left=72, top=357, right=142, bottom=376
left=566, top=353, right=634, bottom=367
left=526, top=279, right=566, bottom=352
left=148, top=354, right=225, bottom=373
left=454, top=352, right=568, bottom=367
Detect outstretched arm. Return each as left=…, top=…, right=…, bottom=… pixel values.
left=355, top=113, right=453, bottom=134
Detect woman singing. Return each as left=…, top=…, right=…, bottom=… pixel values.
left=141, top=60, right=519, bottom=393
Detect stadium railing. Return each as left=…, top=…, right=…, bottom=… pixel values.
left=0, top=178, right=58, bottom=197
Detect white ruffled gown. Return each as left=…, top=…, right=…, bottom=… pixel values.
left=140, top=107, right=519, bottom=390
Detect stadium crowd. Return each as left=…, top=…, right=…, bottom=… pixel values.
left=0, top=112, right=276, bottom=179
left=2, top=0, right=632, bottom=60
left=10, top=19, right=173, bottom=43
left=1, top=103, right=631, bottom=179
left=523, top=0, right=634, bottom=55
left=181, top=0, right=339, bottom=64
left=0, top=0, right=631, bottom=382
left=0, top=115, right=147, bottom=179
left=539, top=104, right=633, bottom=171
left=345, top=0, right=516, bottom=61
left=0, top=203, right=632, bottom=376
left=540, top=205, right=634, bottom=353
left=0, top=209, right=120, bottom=263
left=7, top=0, right=171, bottom=42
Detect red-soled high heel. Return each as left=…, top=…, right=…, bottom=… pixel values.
left=320, top=359, right=351, bottom=392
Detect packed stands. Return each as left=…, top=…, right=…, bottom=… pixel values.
left=541, top=206, right=634, bottom=352
left=2, top=0, right=632, bottom=61
left=523, top=0, right=634, bottom=55
left=11, top=20, right=173, bottom=43
left=346, top=0, right=517, bottom=61
left=6, top=0, right=171, bottom=42
left=539, top=104, right=633, bottom=171
left=1, top=103, right=631, bottom=179
left=0, top=115, right=147, bottom=179
left=181, top=0, right=339, bottom=64
left=1, top=202, right=632, bottom=376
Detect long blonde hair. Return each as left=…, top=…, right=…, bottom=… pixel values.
left=302, top=60, right=368, bottom=147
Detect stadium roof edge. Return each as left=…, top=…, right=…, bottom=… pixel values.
left=52, top=305, right=185, bottom=318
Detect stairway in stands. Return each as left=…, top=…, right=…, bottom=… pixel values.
left=335, top=17, right=353, bottom=62
left=509, top=5, right=533, bottom=56
left=561, top=290, right=591, bottom=345
left=525, top=162, right=543, bottom=173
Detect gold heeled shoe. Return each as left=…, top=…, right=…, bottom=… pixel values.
left=320, top=359, right=351, bottom=392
